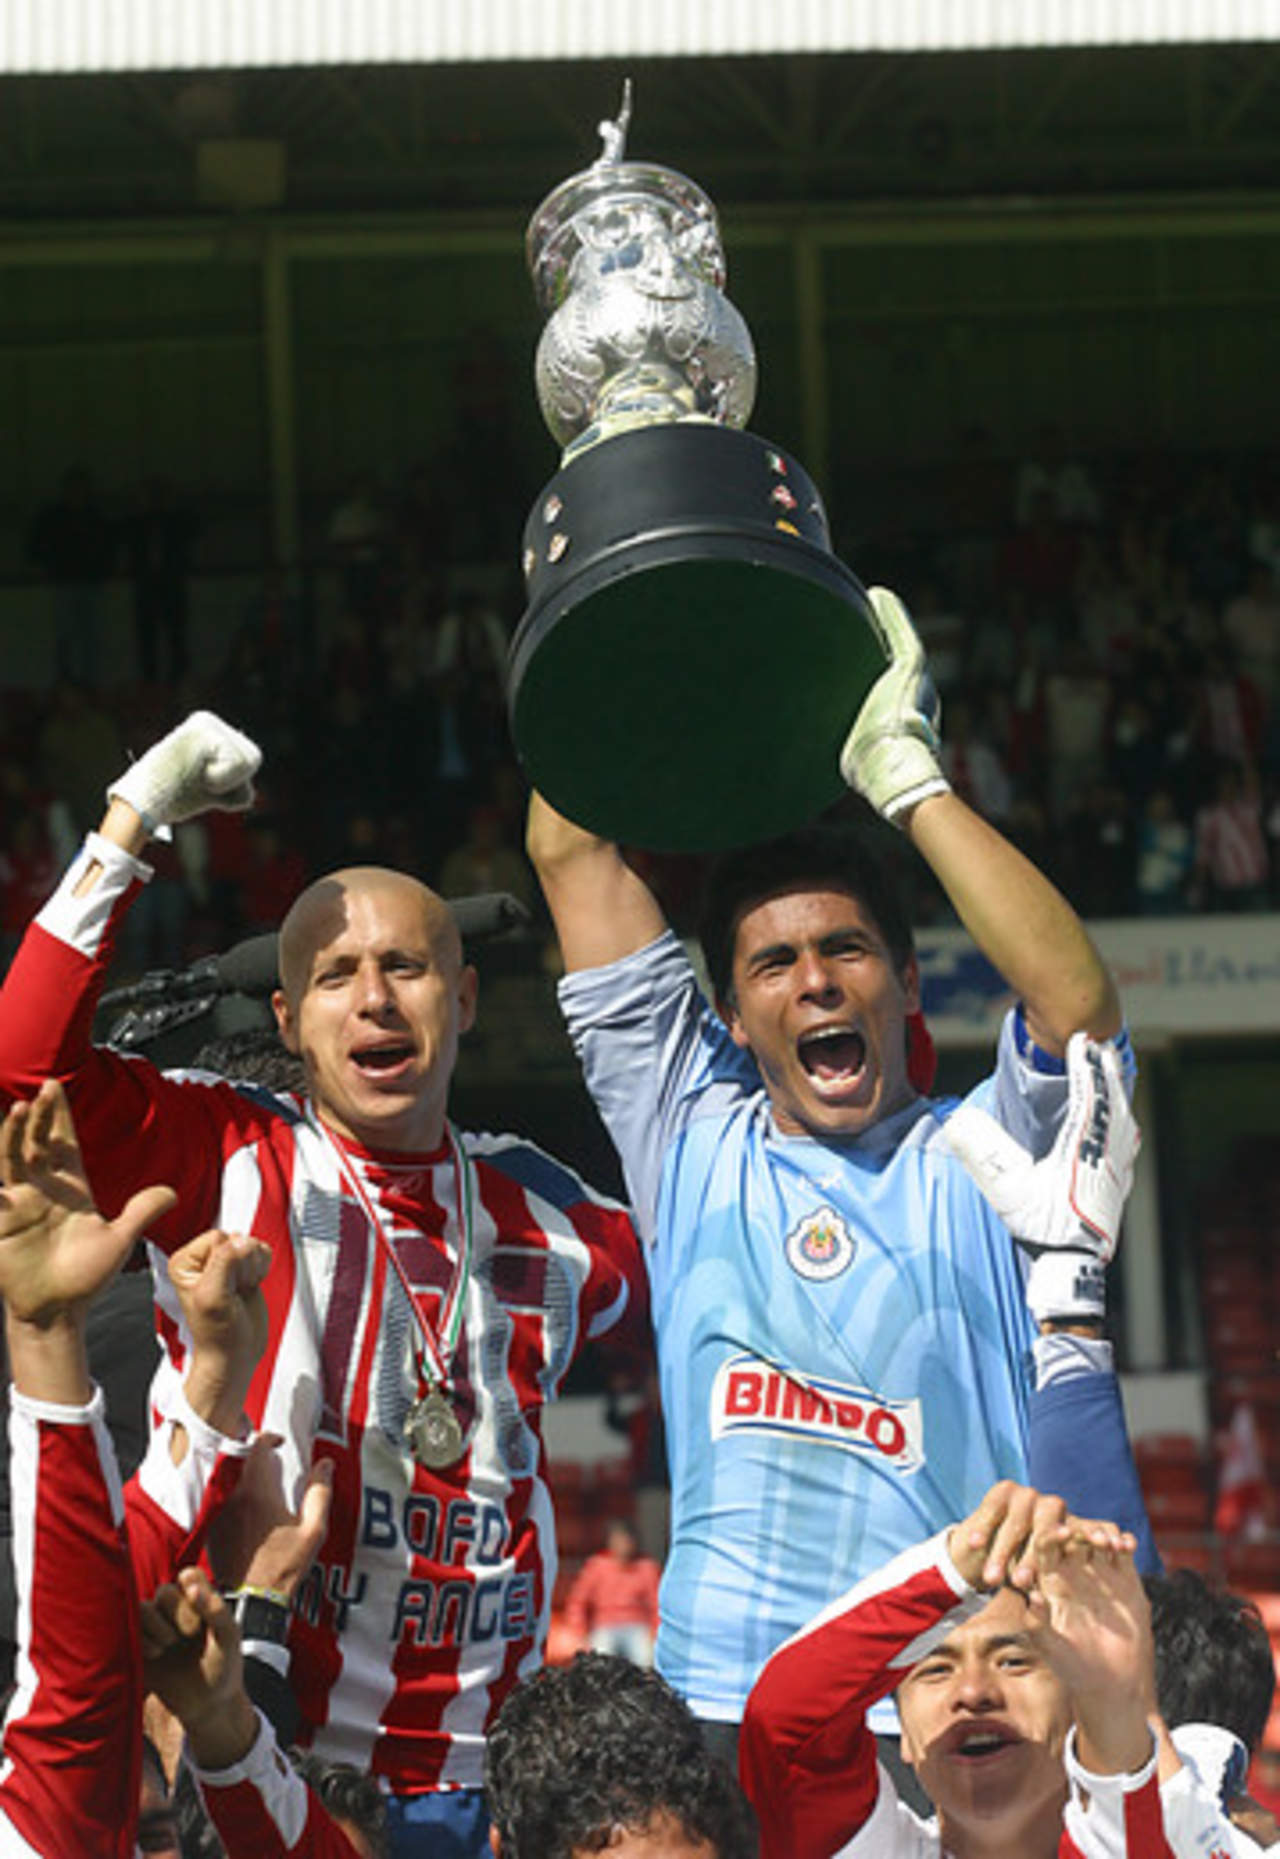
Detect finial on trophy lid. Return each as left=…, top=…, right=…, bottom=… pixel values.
left=509, top=99, right=885, bottom=852
left=595, top=79, right=632, bottom=165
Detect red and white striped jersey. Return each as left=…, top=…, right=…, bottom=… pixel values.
left=0, top=1388, right=141, bottom=1859
left=739, top=1529, right=1238, bottom=1859
left=0, top=835, right=645, bottom=1798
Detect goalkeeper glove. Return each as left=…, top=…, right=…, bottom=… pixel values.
left=839, top=586, right=951, bottom=824
left=943, top=1033, right=1139, bottom=1325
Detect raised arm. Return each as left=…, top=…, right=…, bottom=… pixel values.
left=142, top=1566, right=362, bottom=1859
left=125, top=1228, right=274, bottom=1599
left=0, top=1083, right=176, bottom=1859
left=907, top=794, right=1120, bottom=1051
left=841, top=589, right=1120, bottom=1053
left=0, top=1082, right=175, bottom=1406
left=526, top=790, right=667, bottom=973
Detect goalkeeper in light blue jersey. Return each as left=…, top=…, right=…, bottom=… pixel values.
left=527, top=588, right=1141, bottom=1746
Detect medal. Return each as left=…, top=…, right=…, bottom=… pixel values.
left=311, top=1112, right=478, bottom=1475
left=405, top=1390, right=468, bottom=1470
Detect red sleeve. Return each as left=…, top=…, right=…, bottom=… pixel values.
left=125, top=1445, right=247, bottom=1599
left=739, top=1532, right=974, bottom=1859
left=0, top=1393, right=141, bottom=1859
left=0, top=850, right=269, bottom=1249
left=201, top=1716, right=366, bottom=1858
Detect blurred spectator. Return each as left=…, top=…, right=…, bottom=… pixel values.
left=905, top=578, right=967, bottom=693
left=26, top=465, right=116, bottom=687
left=1171, top=471, right=1249, bottom=608
left=563, top=1519, right=661, bottom=1667
left=1001, top=488, right=1079, bottom=631
left=328, top=473, right=388, bottom=626
left=438, top=803, right=535, bottom=913
left=1248, top=474, right=1280, bottom=579
left=1107, top=694, right=1165, bottom=802
left=1134, top=787, right=1194, bottom=916
left=1213, top=1400, right=1269, bottom=1542
left=239, top=816, right=308, bottom=933
left=0, top=807, right=58, bottom=968
left=124, top=476, right=199, bottom=686
left=1014, top=423, right=1101, bottom=528
left=1061, top=781, right=1135, bottom=918
left=1193, top=759, right=1270, bottom=911
left=36, top=682, right=124, bottom=837
left=1042, top=641, right=1111, bottom=824
left=428, top=589, right=511, bottom=865
left=938, top=422, right=1004, bottom=610
left=1193, top=642, right=1267, bottom=769
left=396, top=464, right=451, bottom=617
left=1223, top=560, right=1280, bottom=713
left=1076, top=535, right=1139, bottom=673
left=939, top=689, right=1012, bottom=823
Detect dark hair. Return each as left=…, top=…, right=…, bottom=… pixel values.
left=291, top=1751, right=389, bottom=1858
left=191, top=1026, right=307, bottom=1095
left=1144, top=1569, right=1276, bottom=1752
left=484, top=1653, right=757, bottom=1859
left=698, top=823, right=914, bottom=1006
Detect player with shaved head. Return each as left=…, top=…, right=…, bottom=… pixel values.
left=0, top=712, right=644, bottom=1859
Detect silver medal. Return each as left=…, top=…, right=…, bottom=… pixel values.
left=406, top=1391, right=467, bottom=1470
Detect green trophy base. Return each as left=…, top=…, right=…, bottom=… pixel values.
left=508, top=423, right=885, bottom=854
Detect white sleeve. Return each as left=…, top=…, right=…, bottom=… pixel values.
left=1062, top=1727, right=1165, bottom=1858
left=134, top=1379, right=253, bottom=1533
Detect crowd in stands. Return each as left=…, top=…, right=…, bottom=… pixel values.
left=3, top=443, right=1279, bottom=990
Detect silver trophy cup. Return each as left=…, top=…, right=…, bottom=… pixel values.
left=508, top=88, right=882, bottom=853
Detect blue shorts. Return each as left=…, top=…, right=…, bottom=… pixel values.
left=385, top=1786, right=490, bottom=1859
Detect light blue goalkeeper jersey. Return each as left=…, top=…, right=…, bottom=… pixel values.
left=560, top=931, right=1091, bottom=1722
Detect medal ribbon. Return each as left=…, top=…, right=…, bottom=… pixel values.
left=310, top=1111, right=475, bottom=1394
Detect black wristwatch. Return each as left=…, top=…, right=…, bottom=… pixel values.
left=226, top=1588, right=291, bottom=1645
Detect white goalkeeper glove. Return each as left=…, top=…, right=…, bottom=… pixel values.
left=839, top=586, right=951, bottom=824
left=108, top=711, right=262, bottom=839
left=944, top=1033, right=1140, bottom=1326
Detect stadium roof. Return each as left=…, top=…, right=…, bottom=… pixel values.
left=1, top=0, right=1276, bottom=73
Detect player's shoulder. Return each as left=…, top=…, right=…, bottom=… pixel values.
left=860, top=1093, right=964, bottom=1161
left=459, top=1127, right=625, bottom=1214
left=162, top=1065, right=307, bottom=1131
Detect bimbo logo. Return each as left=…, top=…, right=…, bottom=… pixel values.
left=710, top=1354, right=923, bottom=1471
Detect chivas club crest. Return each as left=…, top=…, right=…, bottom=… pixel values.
left=784, top=1206, right=856, bottom=1282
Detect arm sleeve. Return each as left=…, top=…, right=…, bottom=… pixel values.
left=124, top=1383, right=253, bottom=1598
left=0, top=834, right=244, bottom=1247
left=1060, top=1729, right=1178, bottom=1859
left=0, top=1386, right=142, bottom=1859
left=1144, top=1753, right=1269, bottom=1859
left=977, top=1011, right=1136, bottom=1164
left=558, top=931, right=760, bottom=1241
left=198, top=1711, right=365, bottom=1858
left=739, top=1529, right=982, bottom=1859
left=1027, top=1337, right=1160, bottom=1575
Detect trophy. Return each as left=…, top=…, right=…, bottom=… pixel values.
left=507, top=86, right=884, bottom=852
